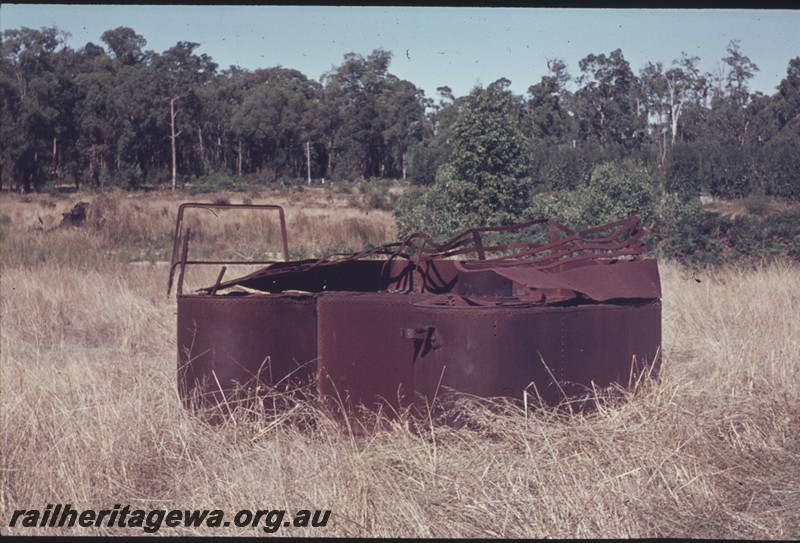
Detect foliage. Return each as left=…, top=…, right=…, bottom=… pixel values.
left=651, top=195, right=727, bottom=265
left=182, top=172, right=249, bottom=195
left=393, top=169, right=465, bottom=241
left=395, top=81, right=532, bottom=239
left=528, top=160, right=656, bottom=230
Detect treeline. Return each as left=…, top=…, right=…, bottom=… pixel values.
left=1, top=26, right=424, bottom=192
left=1, top=26, right=799, bottom=201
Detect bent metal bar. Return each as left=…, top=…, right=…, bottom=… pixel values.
left=170, top=203, right=661, bottom=429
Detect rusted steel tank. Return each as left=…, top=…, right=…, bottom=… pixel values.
left=170, top=204, right=661, bottom=427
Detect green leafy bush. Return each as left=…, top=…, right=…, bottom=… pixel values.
left=528, top=160, right=657, bottom=230
left=183, top=172, right=249, bottom=195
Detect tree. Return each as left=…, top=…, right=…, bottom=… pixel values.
left=525, top=58, right=575, bottom=145
left=395, top=80, right=531, bottom=237
left=100, top=27, right=146, bottom=66
left=709, top=41, right=760, bottom=147
left=574, top=49, right=645, bottom=149
left=774, top=57, right=800, bottom=136
left=639, top=54, right=707, bottom=167
left=321, top=49, right=425, bottom=180
left=0, top=26, right=65, bottom=191
left=408, top=86, right=461, bottom=186
left=723, top=40, right=759, bottom=107
left=639, top=61, right=670, bottom=165
left=376, top=77, right=425, bottom=178
left=152, top=41, right=217, bottom=189
left=666, top=53, right=707, bottom=146
left=229, top=67, right=319, bottom=180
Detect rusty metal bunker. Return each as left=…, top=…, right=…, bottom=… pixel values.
left=170, top=203, right=662, bottom=424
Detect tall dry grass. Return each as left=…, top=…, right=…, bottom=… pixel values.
left=0, top=189, right=395, bottom=270
left=1, top=191, right=798, bottom=537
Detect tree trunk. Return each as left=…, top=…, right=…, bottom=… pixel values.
left=237, top=138, right=243, bottom=177
left=52, top=137, right=58, bottom=180
left=198, top=125, right=206, bottom=176
left=169, top=97, right=181, bottom=191
left=306, top=141, right=312, bottom=184
left=327, top=137, right=335, bottom=179
left=599, top=109, right=606, bottom=148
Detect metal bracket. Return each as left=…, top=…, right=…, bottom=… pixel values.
left=401, top=326, right=442, bottom=357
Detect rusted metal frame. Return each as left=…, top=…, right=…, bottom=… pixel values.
left=459, top=237, right=581, bottom=261
left=176, top=226, right=191, bottom=296
left=458, top=219, right=648, bottom=268
left=168, top=203, right=290, bottom=296
left=181, top=259, right=288, bottom=265
left=455, top=247, right=647, bottom=275
left=577, top=216, right=640, bottom=239
left=397, top=218, right=555, bottom=260
left=491, top=231, right=649, bottom=263
left=473, top=238, right=647, bottom=267
left=201, top=203, right=291, bottom=259
left=209, top=266, right=227, bottom=296
left=502, top=247, right=648, bottom=272
left=304, top=244, right=407, bottom=268
left=204, top=222, right=648, bottom=297
left=203, top=218, right=647, bottom=292
left=167, top=215, right=184, bottom=296
left=424, top=218, right=584, bottom=261
left=460, top=239, right=637, bottom=269
left=192, top=216, right=649, bottom=296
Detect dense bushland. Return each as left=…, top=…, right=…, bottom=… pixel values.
left=2, top=27, right=798, bottom=207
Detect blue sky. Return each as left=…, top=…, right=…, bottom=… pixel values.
left=2, top=5, right=798, bottom=100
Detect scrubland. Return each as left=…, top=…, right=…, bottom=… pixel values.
left=1, top=190, right=798, bottom=538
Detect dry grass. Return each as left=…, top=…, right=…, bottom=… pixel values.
left=0, top=188, right=395, bottom=269
left=1, top=190, right=799, bottom=537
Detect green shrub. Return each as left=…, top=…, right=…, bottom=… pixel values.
left=761, top=142, right=800, bottom=199
left=528, top=160, right=657, bottom=231
left=184, top=172, right=249, bottom=195
left=579, top=161, right=657, bottom=226
left=393, top=184, right=463, bottom=241
left=652, top=197, right=800, bottom=265
left=652, top=195, right=727, bottom=265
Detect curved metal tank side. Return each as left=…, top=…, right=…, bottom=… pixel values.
left=177, top=293, right=317, bottom=409
left=411, top=300, right=662, bottom=407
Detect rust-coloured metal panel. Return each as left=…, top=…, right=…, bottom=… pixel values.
left=410, top=299, right=660, bottom=407
left=559, top=301, right=662, bottom=395
left=177, top=293, right=316, bottom=410
left=411, top=301, right=565, bottom=406
left=315, top=292, right=429, bottom=430
left=171, top=204, right=663, bottom=429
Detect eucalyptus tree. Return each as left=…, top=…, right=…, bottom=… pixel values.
left=376, top=76, right=426, bottom=178
left=574, top=49, right=645, bottom=150
left=407, top=85, right=462, bottom=186
left=710, top=40, right=760, bottom=147
left=774, top=57, right=800, bottom=140
left=321, top=49, right=391, bottom=179
left=72, top=41, right=115, bottom=187
left=524, top=59, right=576, bottom=145
left=152, top=41, right=217, bottom=189
left=321, top=49, right=426, bottom=180
left=228, top=67, right=320, bottom=179
left=0, top=26, right=64, bottom=191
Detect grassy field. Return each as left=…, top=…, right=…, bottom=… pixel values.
left=1, top=190, right=798, bottom=538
